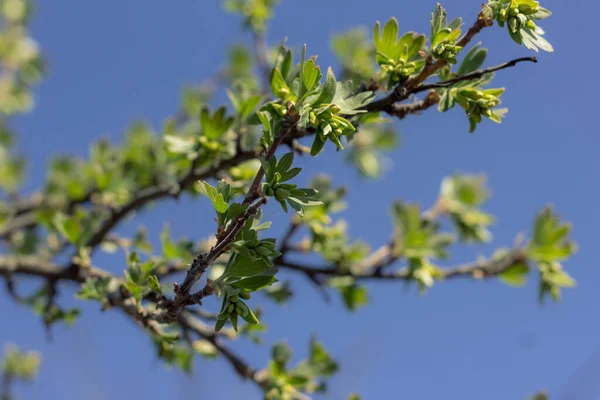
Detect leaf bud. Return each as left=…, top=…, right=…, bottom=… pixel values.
left=255, top=245, right=271, bottom=256
left=275, top=188, right=290, bottom=200
left=518, top=4, right=537, bottom=14
left=508, top=17, right=519, bottom=32
left=235, top=303, right=248, bottom=317
left=321, top=111, right=333, bottom=120
left=217, top=312, right=229, bottom=321
left=239, top=290, right=251, bottom=300
left=498, top=8, right=508, bottom=21
left=229, top=295, right=239, bottom=303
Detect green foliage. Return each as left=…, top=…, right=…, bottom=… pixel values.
left=263, top=45, right=374, bottom=155
left=331, top=28, right=375, bottom=83
left=392, top=202, right=455, bottom=259
left=261, top=152, right=321, bottom=216
left=154, top=334, right=194, bottom=374
left=0, top=2, right=574, bottom=399
left=485, top=0, right=553, bottom=52
left=0, top=128, right=24, bottom=192
left=223, top=0, right=279, bottom=33
left=392, top=202, right=454, bottom=291
left=310, top=220, right=370, bottom=271
left=124, top=252, right=158, bottom=306
left=0, top=0, right=43, bottom=117
left=440, top=174, right=494, bottom=242
left=345, top=116, right=399, bottom=178
left=373, top=17, right=426, bottom=88
left=529, top=391, right=549, bottom=400
left=329, top=277, right=369, bottom=311
left=436, top=44, right=508, bottom=132
left=261, top=152, right=321, bottom=215
left=26, top=286, right=80, bottom=327
left=214, top=284, right=261, bottom=332
left=265, top=337, right=338, bottom=399
left=76, top=277, right=110, bottom=305
left=1, top=344, right=41, bottom=381
left=264, top=281, right=293, bottom=304
left=299, top=175, right=347, bottom=228
left=527, top=207, right=577, bottom=302
left=430, top=4, right=463, bottom=63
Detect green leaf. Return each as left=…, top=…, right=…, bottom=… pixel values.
left=148, top=275, right=163, bottom=295
left=530, top=7, right=551, bottom=20
left=527, top=207, right=576, bottom=263
left=374, top=17, right=401, bottom=59
left=230, top=275, right=277, bottom=291
left=313, top=67, right=337, bottom=107
left=264, top=281, right=293, bottom=304
left=311, top=132, right=327, bottom=156
left=160, top=224, right=180, bottom=259
left=200, top=106, right=234, bottom=140
left=457, top=44, right=487, bottom=75
left=270, top=68, right=291, bottom=98
left=339, top=284, right=368, bottom=311
left=332, top=81, right=374, bottom=115
left=222, top=253, right=273, bottom=279
left=198, top=181, right=228, bottom=213
left=431, top=3, right=447, bottom=40
left=52, top=213, right=82, bottom=245
left=498, top=263, right=529, bottom=287
left=272, top=342, right=292, bottom=373
left=76, top=277, right=110, bottom=302
left=277, top=152, right=294, bottom=173
left=241, top=307, right=260, bottom=324
left=164, top=134, right=196, bottom=155
left=302, top=59, right=321, bottom=91
left=521, top=27, right=554, bottom=53
left=280, top=167, right=302, bottom=182
left=438, top=90, right=455, bottom=112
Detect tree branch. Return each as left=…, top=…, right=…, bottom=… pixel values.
left=178, top=312, right=268, bottom=387
left=276, top=249, right=527, bottom=282
left=162, top=114, right=299, bottom=321
left=412, top=56, right=537, bottom=94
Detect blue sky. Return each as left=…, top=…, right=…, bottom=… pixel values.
left=2, top=1, right=599, bottom=399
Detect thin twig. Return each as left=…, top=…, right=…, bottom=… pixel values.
left=178, top=312, right=268, bottom=387
left=412, top=56, right=537, bottom=94
left=277, top=249, right=527, bottom=282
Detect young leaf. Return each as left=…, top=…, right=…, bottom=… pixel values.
left=198, top=181, right=228, bottom=213
left=302, top=59, right=321, bottom=91
left=457, top=44, right=487, bottom=75
left=200, top=106, right=234, bottom=140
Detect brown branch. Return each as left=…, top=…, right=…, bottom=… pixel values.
left=276, top=249, right=527, bottom=282
left=412, top=56, right=537, bottom=94
left=388, top=91, right=439, bottom=120
left=178, top=312, right=268, bottom=387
